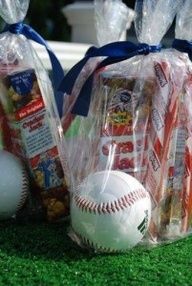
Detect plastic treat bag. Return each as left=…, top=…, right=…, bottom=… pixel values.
left=59, top=0, right=187, bottom=251
left=59, top=0, right=186, bottom=252
left=0, top=0, right=71, bottom=222
left=61, top=0, right=134, bottom=184
left=128, top=0, right=187, bottom=243
left=171, top=0, right=192, bottom=236
left=95, top=0, right=186, bottom=244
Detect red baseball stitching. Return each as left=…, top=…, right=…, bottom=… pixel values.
left=74, top=188, right=148, bottom=215
left=16, top=168, right=29, bottom=212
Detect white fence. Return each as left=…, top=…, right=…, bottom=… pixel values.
left=32, top=41, right=91, bottom=71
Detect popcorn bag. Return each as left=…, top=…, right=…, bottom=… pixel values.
left=60, top=0, right=189, bottom=252
left=0, top=0, right=70, bottom=222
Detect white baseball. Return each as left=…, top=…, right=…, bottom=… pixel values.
left=71, top=170, right=151, bottom=252
left=0, top=150, right=29, bottom=220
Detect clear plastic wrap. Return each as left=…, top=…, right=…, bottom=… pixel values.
left=61, top=0, right=135, bottom=128
left=95, top=0, right=134, bottom=46
left=175, top=0, right=192, bottom=41
left=62, top=0, right=135, bottom=172
left=171, top=0, right=192, bottom=235
left=62, top=0, right=188, bottom=252
left=0, top=0, right=70, bottom=222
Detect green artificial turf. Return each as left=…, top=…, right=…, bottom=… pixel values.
left=0, top=220, right=191, bottom=286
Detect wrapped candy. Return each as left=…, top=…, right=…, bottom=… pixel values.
left=60, top=0, right=188, bottom=251
left=0, top=0, right=71, bottom=222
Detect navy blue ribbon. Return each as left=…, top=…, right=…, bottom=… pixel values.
left=59, top=41, right=162, bottom=116
left=172, top=39, right=192, bottom=61
left=4, top=22, right=64, bottom=117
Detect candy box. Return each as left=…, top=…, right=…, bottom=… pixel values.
left=96, top=72, right=156, bottom=183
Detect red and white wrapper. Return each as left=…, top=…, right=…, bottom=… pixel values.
left=181, top=74, right=192, bottom=233
left=144, top=58, right=187, bottom=242
left=96, top=74, right=153, bottom=183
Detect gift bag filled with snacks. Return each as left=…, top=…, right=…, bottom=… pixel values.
left=61, top=0, right=135, bottom=182
left=59, top=0, right=190, bottom=252
left=0, top=0, right=71, bottom=222
left=170, top=0, right=192, bottom=237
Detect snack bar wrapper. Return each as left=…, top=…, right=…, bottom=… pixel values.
left=0, top=0, right=71, bottom=222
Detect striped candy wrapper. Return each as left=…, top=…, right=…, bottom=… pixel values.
left=181, top=74, right=192, bottom=233
left=144, top=59, right=183, bottom=242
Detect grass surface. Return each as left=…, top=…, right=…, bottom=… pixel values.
left=0, top=220, right=191, bottom=286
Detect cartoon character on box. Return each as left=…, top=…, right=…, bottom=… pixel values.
left=35, top=153, right=64, bottom=190
left=37, top=153, right=54, bottom=189
left=106, top=88, right=133, bottom=132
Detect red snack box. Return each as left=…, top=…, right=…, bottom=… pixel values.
left=97, top=73, right=155, bottom=183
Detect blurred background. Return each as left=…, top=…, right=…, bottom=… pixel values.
left=27, top=0, right=136, bottom=42
left=27, top=0, right=73, bottom=42
left=16, top=0, right=173, bottom=71
left=20, top=0, right=138, bottom=71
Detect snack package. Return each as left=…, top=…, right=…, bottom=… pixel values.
left=0, top=0, right=70, bottom=222
left=60, top=0, right=190, bottom=252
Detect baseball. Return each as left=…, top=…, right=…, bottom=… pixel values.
left=71, top=170, right=151, bottom=252
left=0, top=150, right=29, bottom=220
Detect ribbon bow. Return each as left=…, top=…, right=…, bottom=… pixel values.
left=5, top=22, right=64, bottom=117
left=59, top=41, right=162, bottom=116
left=172, top=39, right=192, bottom=61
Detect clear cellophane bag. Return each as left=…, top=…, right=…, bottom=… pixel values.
left=170, top=0, right=192, bottom=237
left=63, top=0, right=190, bottom=252
left=0, top=0, right=71, bottom=222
